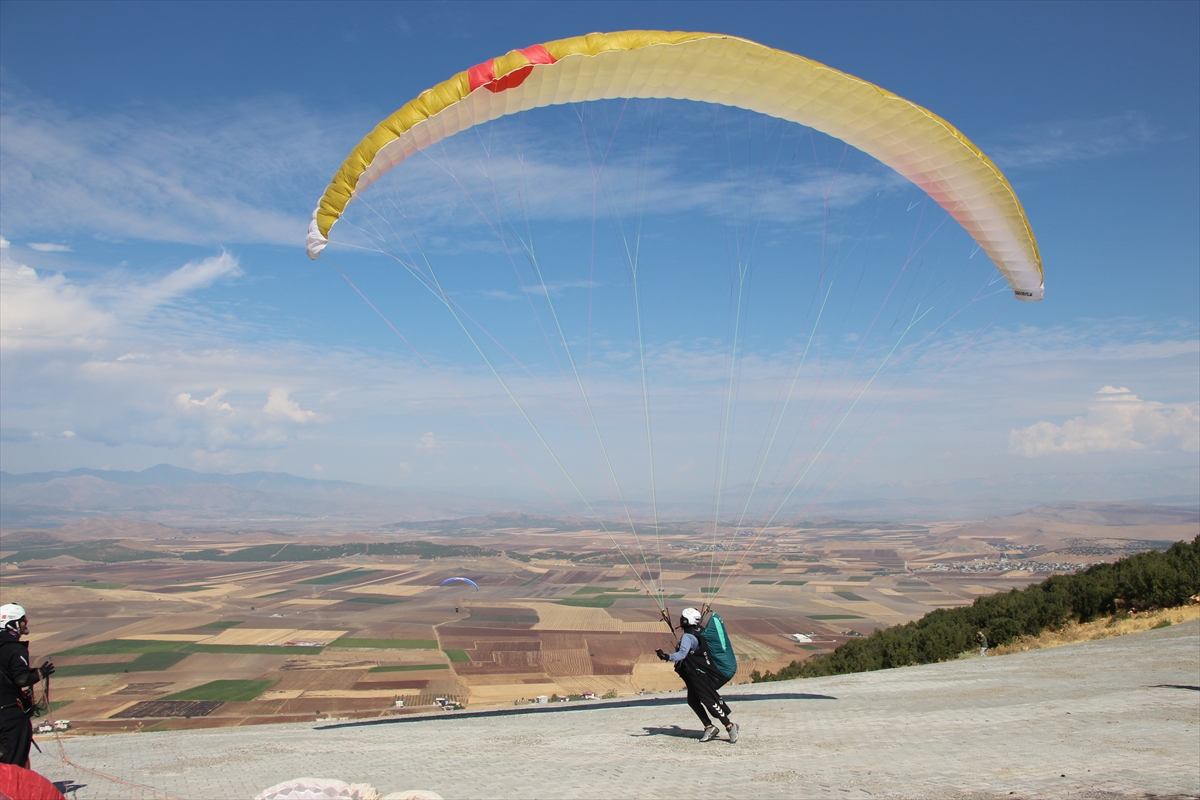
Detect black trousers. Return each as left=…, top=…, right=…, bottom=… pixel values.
left=0, top=707, right=32, bottom=766
left=684, top=673, right=731, bottom=728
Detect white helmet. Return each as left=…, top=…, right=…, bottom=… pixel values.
left=0, top=603, right=26, bottom=631
left=680, top=607, right=702, bottom=626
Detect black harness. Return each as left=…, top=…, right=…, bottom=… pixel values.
left=0, top=638, right=41, bottom=717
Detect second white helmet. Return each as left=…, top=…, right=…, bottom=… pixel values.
left=680, top=607, right=702, bottom=626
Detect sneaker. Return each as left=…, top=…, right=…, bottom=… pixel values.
left=699, top=726, right=719, bottom=742
left=727, top=723, right=739, bottom=743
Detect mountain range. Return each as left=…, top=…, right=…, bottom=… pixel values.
left=0, top=465, right=505, bottom=529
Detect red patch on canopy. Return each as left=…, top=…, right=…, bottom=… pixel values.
left=468, top=45, right=557, bottom=94
left=0, top=764, right=66, bottom=800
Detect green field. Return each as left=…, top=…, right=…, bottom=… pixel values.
left=3, top=541, right=159, bottom=564
left=751, top=563, right=778, bottom=569
left=163, top=680, right=275, bottom=702
left=443, top=649, right=470, bottom=663
left=255, top=590, right=293, bottom=598
left=797, top=644, right=824, bottom=650
left=69, top=581, right=125, bottom=589
left=749, top=580, right=776, bottom=585
left=808, top=614, right=863, bottom=620
left=834, top=591, right=868, bottom=601
left=56, top=639, right=183, bottom=655
left=331, top=638, right=438, bottom=650
left=56, top=650, right=190, bottom=677
left=202, top=620, right=243, bottom=629
left=344, top=596, right=406, bottom=605
left=367, top=664, right=450, bottom=673
left=700, top=587, right=719, bottom=594
left=296, top=569, right=384, bottom=585
left=847, top=576, right=873, bottom=582
left=556, top=596, right=615, bottom=608
left=193, top=644, right=324, bottom=655
left=778, top=580, right=808, bottom=586
left=518, top=574, right=543, bottom=586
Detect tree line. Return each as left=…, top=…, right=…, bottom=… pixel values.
left=752, top=535, right=1199, bottom=682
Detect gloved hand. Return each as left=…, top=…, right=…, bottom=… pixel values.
left=655, top=648, right=668, bottom=661
left=39, top=660, right=55, bottom=679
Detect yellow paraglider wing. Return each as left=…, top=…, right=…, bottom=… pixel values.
left=307, top=30, right=1043, bottom=301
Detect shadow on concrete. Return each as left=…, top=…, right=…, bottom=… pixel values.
left=53, top=780, right=85, bottom=798
left=317, top=692, right=835, bottom=730
left=1151, top=684, right=1200, bottom=691
left=633, top=725, right=700, bottom=739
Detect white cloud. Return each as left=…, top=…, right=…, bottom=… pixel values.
left=28, top=243, right=71, bottom=252
left=0, top=250, right=242, bottom=351
left=1009, top=386, right=1200, bottom=456
left=176, top=389, right=234, bottom=414
left=417, top=431, right=438, bottom=450
left=264, top=389, right=316, bottom=423
left=0, top=256, right=112, bottom=349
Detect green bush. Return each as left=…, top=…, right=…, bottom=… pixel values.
left=755, top=535, right=1198, bottom=682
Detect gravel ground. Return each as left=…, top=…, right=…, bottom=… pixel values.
left=33, top=619, right=1200, bottom=799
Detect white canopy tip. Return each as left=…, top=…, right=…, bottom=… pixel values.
left=306, top=215, right=327, bottom=260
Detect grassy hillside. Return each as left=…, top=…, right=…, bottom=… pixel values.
left=754, top=535, right=1199, bottom=682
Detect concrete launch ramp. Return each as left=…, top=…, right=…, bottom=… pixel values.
left=35, top=620, right=1199, bottom=799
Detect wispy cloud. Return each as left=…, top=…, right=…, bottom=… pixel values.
left=986, top=113, right=1157, bottom=170
left=28, top=243, right=72, bottom=252
left=1010, top=386, right=1199, bottom=456
left=0, top=88, right=360, bottom=246
left=119, top=252, right=243, bottom=315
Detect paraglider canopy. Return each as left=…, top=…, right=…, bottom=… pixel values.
left=440, top=577, right=480, bottom=590
left=306, top=29, right=1043, bottom=301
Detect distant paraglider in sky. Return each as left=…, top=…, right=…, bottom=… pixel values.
left=440, top=577, right=480, bottom=591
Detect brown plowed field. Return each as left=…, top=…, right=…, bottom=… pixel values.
left=55, top=653, right=140, bottom=665
left=539, top=633, right=586, bottom=649
left=353, top=679, right=428, bottom=690
left=111, top=682, right=174, bottom=695
left=541, top=649, right=591, bottom=676
left=490, top=650, right=541, bottom=669
left=270, top=669, right=365, bottom=692
left=226, top=699, right=288, bottom=717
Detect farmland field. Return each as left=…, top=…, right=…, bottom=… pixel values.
left=3, top=505, right=1188, bottom=732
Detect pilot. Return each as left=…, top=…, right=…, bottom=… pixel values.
left=656, top=607, right=738, bottom=743
left=0, top=604, right=55, bottom=767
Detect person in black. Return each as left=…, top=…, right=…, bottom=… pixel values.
left=0, top=604, right=55, bottom=767
left=656, top=607, right=738, bottom=743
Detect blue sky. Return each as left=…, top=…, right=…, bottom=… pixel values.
left=1, top=1, right=1196, bottom=518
